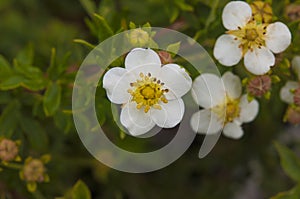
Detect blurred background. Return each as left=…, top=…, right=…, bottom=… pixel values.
left=0, top=0, right=300, bottom=198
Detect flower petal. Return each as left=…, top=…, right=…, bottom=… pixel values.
left=237, top=95, right=259, bottom=123
left=222, top=1, right=252, bottom=30
left=125, top=48, right=161, bottom=70
left=244, top=47, right=275, bottom=75
left=190, top=109, right=223, bottom=135
left=158, top=64, right=192, bottom=99
left=265, top=22, right=292, bottom=54
left=103, top=67, right=132, bottom=104
left=223, top=122, right=243, bottom=139
left=213, top=34, right=243, bottom=66
left=222, top=71, right=242, bottom=99
left=120, top=102, right=155, bottom=136
left=192, top=73, right=226, bottom=108
left=150, top=98, right=184, bottom=128
left=292, top=56, right=300, bottom=80
left=280, top=81, right=299, bottom=104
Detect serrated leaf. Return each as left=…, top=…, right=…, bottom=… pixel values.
left=275, top=142, right=300, bottom=182
left=20, top=117, right=48, bottom=151
left=71, top=180, right=91, bottom=199
left=43, top=82, right=62, bottom=116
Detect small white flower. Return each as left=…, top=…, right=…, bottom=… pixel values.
left=103, top=48, right=192, bottom=136
left=190, top=72, right=259, bottom=139
left=214, top=1, right=291, bottom=75
left=280, top=56, right=300, bottom=105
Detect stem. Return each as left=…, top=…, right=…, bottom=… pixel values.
left=0, top=162, right=22, bottom=170
left=32, top=190, right=46, bottom=199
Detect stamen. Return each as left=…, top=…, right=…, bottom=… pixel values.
left=128, top=72, right=168, bottom=113
left=153, top=104, right=162, bottom=110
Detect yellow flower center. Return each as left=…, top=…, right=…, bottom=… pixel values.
left=128, top=73, right=169, bottom=113
left=227, top=21, right=267, bottom=55
left=212, top=97, right=241, bottom=124
left=246, top=28, right=259, bottom=41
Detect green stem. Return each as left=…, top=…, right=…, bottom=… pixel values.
left=0, top=162, right=22, bottom=170
left=32, top=190, right=46, bottom=199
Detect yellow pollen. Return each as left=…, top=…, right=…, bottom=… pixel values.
left=212, top=97, right=241, bottom=124
left=128, top=72, right=169, bottom=113
left=246, top=28, right=259, bottom=41
left=227, top=20, right=267, bottom=55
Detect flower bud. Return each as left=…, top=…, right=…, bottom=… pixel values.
left=158, top=51, right=173, bottom=65
left=247, top=75, right=272, bottom=97
left=22, top=158, right=46, bottom=183
left=0, top=139, right=19, bottom=162
left=293, top=87, right=300, bottom=106
left=129, top=28, right=149, bottom=47
left=250, top=1, right=273, bottom=23
left=286, top=4, right=300, bottom=21
left=285, top=106, right=300, bottom=125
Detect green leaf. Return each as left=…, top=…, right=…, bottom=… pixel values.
left=43, top=82, right=62, bottom=116
left=47, top=49, right=71, bottom=80
left=0, top=55, right=13, bottom=78
left=166, top=42, right=181, bottom=55
left=0, top=75, right=24, bottom=90
left=175, top=0, right=194, bottom=12
left=205, top=0, right=219, bottom=30
left=93, top=14, right=114, bottom=42
left=15, top=44, right=34, bottom=66
left=79, top=0, right=96, bottom=16
left=20, top=117, right=48, bottom=151
left=21, top=77, right=48, bottom=91
left=274, top=142, right=300, bottom=182
left=0, top=100, right=20, bottom=137
left=54, top=111, right=72, bottom=134
left=73, top=39, right=96, bottom=49
left=71, top=180, right=91, bottom=199
left=27, top=182, right=37, bottom=193
left=14, top=62, right=44, bottom=80
left=271, top=185, right=300, bottom=199
left=129, top=21, right=136, bottom=29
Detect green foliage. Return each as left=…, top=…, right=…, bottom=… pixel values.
left=0, top=0, right=300, bottom=198
left=57, top=180, right=92, bottom=199
left=271, top=143, right=300, bottom=199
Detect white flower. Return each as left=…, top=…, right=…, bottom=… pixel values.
left=280, top=56, right=300, bottom=105
left=190, top=72, right=259, bottom=139
left=214, top=1, right=291, bottom=75
left=103, top=48, right=192, bottom=136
